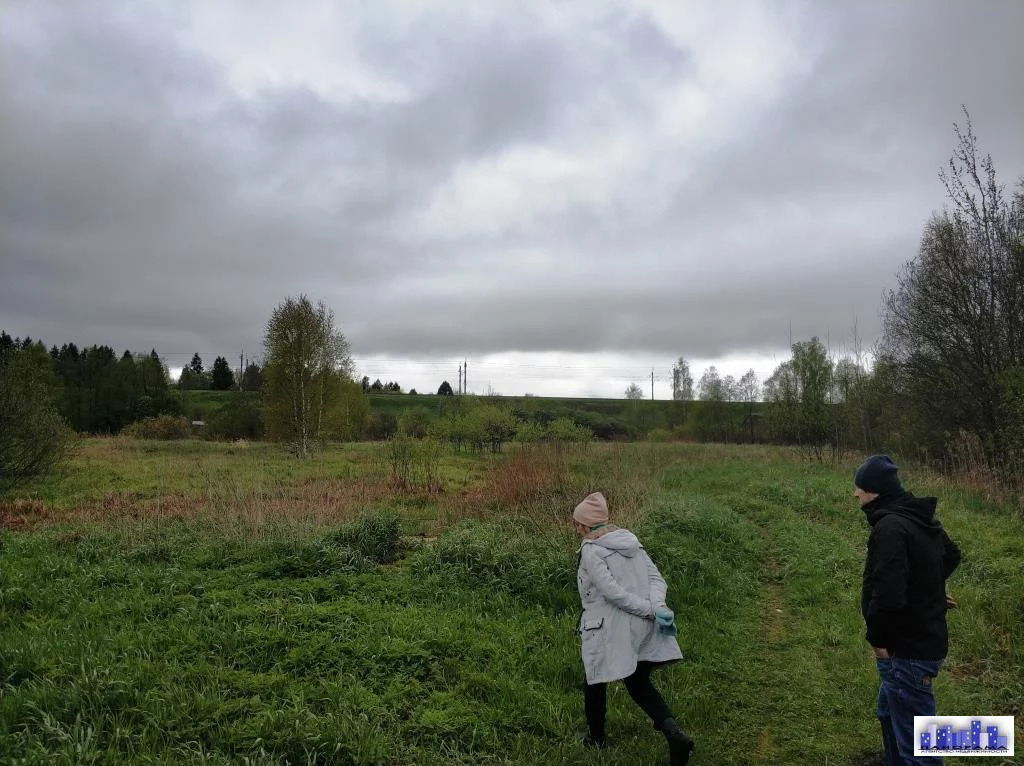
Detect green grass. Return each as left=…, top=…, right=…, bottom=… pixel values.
left=1, top=442, right=1021, bottom=764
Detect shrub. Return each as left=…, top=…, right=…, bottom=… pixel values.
left=412, top=438, right=443, bottom=492
left=0, top=346, right=73, bottom=490
left=366, top=412, right=398, bottom=440
left=647, top=428, right=673, bottom=442
left=120, top=415, right=193, bottom=440
left=399, top=408, right=431, bottom=439
left=259, top=541, right=368, bottom=578
left=324, top=511, right=403, bottom=564
left=572, top=410, right=633, bottom=440
left=513, top=420, right=546, bottom=443
left=205, top=395, right=264, bottom=440
left=547, top=417, right=593, bottom=443
left=411, top=521, right=576, bottom=612
left=384, top=435, right=414, bottom=488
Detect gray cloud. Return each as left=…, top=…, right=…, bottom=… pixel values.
left=2, top=0, right=1023, bottom=387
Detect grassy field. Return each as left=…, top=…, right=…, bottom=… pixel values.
left=1, top=439, right=1021, bottom=765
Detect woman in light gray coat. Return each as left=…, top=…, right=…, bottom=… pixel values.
left=574, top=491, right=694, bottom=765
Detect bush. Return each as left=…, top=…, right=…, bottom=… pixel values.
left=259, top=541, right=368, bottom=578
left=647, top=428, right=673, bottom=442
left=411, top=521, right=576, bottom=612
left=205, top=395, right=264, bottom=440
left=121, top=415, right=193, bottom=440
left=547, top=417, right=593, bottom=443
left=366, top=412, right=398, bottom=440
left=572, top=410, right=633, bottom=440
left=412, top=438, right=443, bottom=492
left=325, top=511, right=403, bottom=564
left=383, top=435, right=414, bottom=488
left=399, top=408, right=431, bottom=439
left=0, top=346, right=74, bottom=490
left=513, top=420, right=546, bottom=443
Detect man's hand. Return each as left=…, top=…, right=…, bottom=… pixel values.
left=945, top=594, right=958, bottom=609
left=872, top=646, right=890, bottom=659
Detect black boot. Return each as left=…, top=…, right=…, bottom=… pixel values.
left=579, top=730, right=606, bottom=749
left=658, top=718, right=694, bottom=766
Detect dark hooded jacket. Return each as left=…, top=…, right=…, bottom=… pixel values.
left=861, top=491, right=961, bottom=660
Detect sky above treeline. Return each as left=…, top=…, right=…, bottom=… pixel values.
left=3, top=1, right=1023, bottom=398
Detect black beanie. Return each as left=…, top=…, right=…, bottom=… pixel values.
left=854, top=455, right=903, bottom=496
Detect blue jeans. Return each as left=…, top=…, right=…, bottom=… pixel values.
left=876, top=657, right=943, bottom=765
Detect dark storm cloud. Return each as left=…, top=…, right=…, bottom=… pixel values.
left=1, top=0, right=1022, bottom=370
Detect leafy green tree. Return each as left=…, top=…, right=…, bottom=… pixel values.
left=437, top=380, right=454, bottom=396
left=211, top=356, right=235, bottom=390
left=672, top=357, right=694, bottom=400
left=694, top=367, right=736, bottom=442
left=548, top=417, right=593, bottom=443
left=262, top=295, right=355, bottom=457
left=765, top=338, right=834, bottom=459
left=112, top=350, right=139, bottom=426
left=399, top=408, right=431, bottom=439
left=138, top=350, right=169, bottom=395
left=697, top=366, right=726, bottom=401
left=324, top=379, right=369, bottom=441
left=624, top=383, right=644, bottom=400
left=206, top=393, right=264, bottom=440
left=366, top=412, right=398, bottom=440
left=882, top=111, right=1024, bottom=478
left=737, top=369, right=761, bottom=442
left=0, top=340, right=73, bottom=489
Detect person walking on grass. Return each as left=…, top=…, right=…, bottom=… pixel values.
left=573, top=491, right=695, bottom=765
left=855, top=455, right=961, bottom=766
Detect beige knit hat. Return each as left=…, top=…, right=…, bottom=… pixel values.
left=573, top=492, right=609, bottom=527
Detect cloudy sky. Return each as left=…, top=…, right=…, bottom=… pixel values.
left=3, top=1, right=1023, bottom=397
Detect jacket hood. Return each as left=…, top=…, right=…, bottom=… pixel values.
left=863, top=491, right=941, bottom=529
left=583, top=527, right=641, bottom=557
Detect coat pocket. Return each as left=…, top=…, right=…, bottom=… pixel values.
left=580, top=616, right=605, bottom=665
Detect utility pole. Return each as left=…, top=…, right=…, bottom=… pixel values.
left=464, top=359, right=468, bottom=395
left=458, top=363, right=462, bottom=395
left=651, top=369, right=655, bottom=400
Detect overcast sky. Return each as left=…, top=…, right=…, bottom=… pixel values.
left=3, top=1, right=1023, bottom=397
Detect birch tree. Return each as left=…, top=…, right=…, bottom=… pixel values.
left=263, top=295, right=354, bottom=457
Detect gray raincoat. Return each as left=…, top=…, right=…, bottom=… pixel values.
left=577, top=527, right=683, bottom=685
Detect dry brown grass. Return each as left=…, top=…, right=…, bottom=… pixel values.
left=439, top=442, right=659, bottom=529
left=3, top=440, right=671, bottom=536
left=1, top=476, right=399, bottom=534
left=0, top=499, right=50, bottom=530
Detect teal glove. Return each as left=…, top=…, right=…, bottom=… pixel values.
left=654, top=607, right=676, bottom=636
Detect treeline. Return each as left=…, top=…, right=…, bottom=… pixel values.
left=0, top=335, right=183, bottom=434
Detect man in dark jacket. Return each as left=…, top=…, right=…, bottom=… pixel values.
left=855, top=455, right=961, bottom=765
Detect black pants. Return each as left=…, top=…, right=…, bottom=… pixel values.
left=584, top=661, right=673, bottom=739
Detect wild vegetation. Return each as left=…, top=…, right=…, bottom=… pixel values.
left=1, top=439, right=1021, bottom=764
